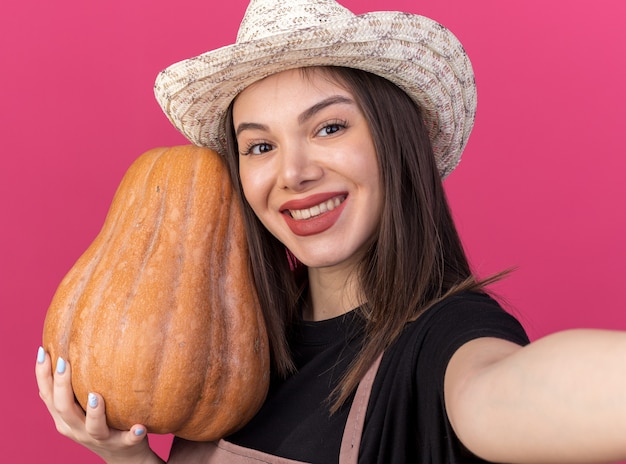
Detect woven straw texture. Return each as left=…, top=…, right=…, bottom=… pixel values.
left=154, top=0, right=476, bottom=178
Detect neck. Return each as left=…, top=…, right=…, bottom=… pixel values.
left=303, top=264, right=364, bottom=321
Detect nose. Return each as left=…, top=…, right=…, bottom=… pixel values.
left=276, top=144, right=323, bottom=191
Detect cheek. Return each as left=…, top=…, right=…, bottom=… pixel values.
left=353, top=143, right=381, bottom=192
left=239, top=163, right=269, bottom=212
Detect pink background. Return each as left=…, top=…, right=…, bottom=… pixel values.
left=1, top=0, right=625, bottom=461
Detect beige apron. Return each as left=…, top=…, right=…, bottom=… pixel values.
left=168, top=354, right=383, bottom=464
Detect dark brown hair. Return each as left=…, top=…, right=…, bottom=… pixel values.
left=223, top=66, right=489, bottom=411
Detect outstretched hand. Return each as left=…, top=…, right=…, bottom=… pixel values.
left=35, top=347, right=163, bottom=464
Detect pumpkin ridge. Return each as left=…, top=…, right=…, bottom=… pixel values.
left=179, top=150, right=230, bottom=434
left=217, top=190, right=245, bottom=424
left=146, top=149, right=190, bottom=432
left=222, top=195, right=267, bottom=423
left=128, top=147, right=230, bottom=434
left=173, top=150, right=257, bottom=440
left=75, top=149, right=168, bottom=421
left=194, top=156, right=232, bottom=433
left=44, top=148, right=166, bottom=408
left=187, top=178, right=267, bottom=438
left=119, top=155, right=169, bottom=317
left=157, top=148, right=244, bottom=438
left=82, top=149, right=166, bottom=301
left=148, top=149, right=216, bottom=433
left=106, top=151, right=179, bottom=427
left=204, top=168, right=234, bottom=432
left=45, top=160, right=138, bottom=362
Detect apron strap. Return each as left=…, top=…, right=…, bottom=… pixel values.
left=168, top=352, right=385, bottom=464
left=338, top=352, right=384, bottom=464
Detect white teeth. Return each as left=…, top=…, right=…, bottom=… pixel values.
left=290, top=196, right=344, bottom=220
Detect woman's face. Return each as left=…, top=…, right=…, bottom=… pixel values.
left=233, top=68, right=382, bottom=271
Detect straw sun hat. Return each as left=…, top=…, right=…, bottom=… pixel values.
left=154, top=0, right=476, bottom=178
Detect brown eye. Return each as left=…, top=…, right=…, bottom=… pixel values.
left=316, top=120, right=347, bottom=137
left=243, top=142, right=273, bottom=156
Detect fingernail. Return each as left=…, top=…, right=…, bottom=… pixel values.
left=37, top=346, right=45, bottom=364
left=134, top=427, right=145, bottom=436
left=56, top=357, right=66, bottom=374
left=88, top=393, right=98, bottom=408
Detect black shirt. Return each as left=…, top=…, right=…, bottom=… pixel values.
left=229, top=292, right=530, bottom=463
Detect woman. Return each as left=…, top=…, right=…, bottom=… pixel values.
left=36, top=0, right=626, bottom=463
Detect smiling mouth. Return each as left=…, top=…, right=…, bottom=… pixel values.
left=287, top=195, right=347, bottom=220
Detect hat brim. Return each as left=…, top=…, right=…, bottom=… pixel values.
left=154, top=11, right=476, bottom=178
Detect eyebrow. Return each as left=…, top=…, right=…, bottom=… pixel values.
left=297, top=95, right=354, bottom=125
left=235, top=95, right=355, bottom=137
left=235, top=121, right=268, bottom=137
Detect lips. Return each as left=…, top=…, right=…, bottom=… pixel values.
left=280, top=193, right=347, bottom=236
left=288, top=195, right=344, bottom=220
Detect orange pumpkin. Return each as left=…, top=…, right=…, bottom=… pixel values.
left=42, top=145, right=269, bottom=441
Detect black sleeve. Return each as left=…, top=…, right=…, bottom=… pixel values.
left=359, top=291, right=530, bottom=464
left=418, top=291, right=530, bottom=394
left=416, top=291, right=530, bottom=462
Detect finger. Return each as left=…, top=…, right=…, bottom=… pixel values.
left=126, top=425, right=149, bottom=445
left=85, top=394, right=149, bottom=446
left=36, top=348, right=84, bottom=437
left=52, top=357, right=87, bottom=432
left=35, top=346, right=54, bottom=404
left=84, top=392, right=112, bottom=440
left=118, top=424, right=150, bottom=450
